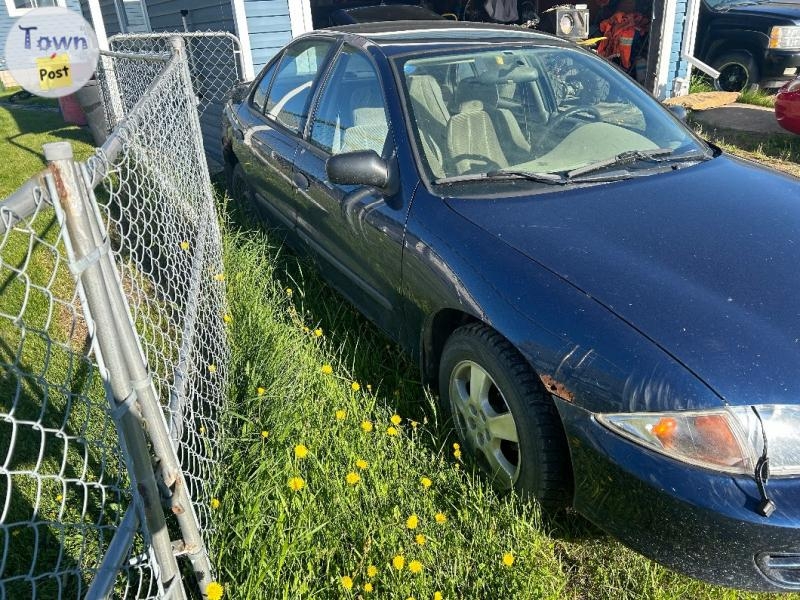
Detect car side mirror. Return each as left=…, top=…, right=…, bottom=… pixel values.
left=668, top=104, right=688, bottom=122
left=326, top=150, right=398, bottom=194
left=228, top=81, right=251, bottom=104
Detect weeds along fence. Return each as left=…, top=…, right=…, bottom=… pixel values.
left=0, top=38, right=227, bottom=599
left=101, top=32, right=243, bottom=170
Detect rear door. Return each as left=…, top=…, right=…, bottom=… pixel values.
left=293, top=44, right=406, bottom=337
left=235, top=38, right=336, bottom=229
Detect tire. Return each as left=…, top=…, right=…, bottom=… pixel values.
left=712, top=51, right=760, bottom=93
left=438, top=323, right=572, bottom=510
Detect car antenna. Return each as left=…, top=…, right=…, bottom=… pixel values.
left=751, top=406, right=776, bottom=518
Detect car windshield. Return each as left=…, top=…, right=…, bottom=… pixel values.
left=395, top=46, right=708, bottom=183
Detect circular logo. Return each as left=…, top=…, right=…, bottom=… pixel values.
left=4, top=7, right=99, bottom=98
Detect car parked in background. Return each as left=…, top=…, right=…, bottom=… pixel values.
left=696, top=0, right=800, bottom=91
left=775, top=75, right=800, bottom=134
left=222, top=21, right=800, bottom=592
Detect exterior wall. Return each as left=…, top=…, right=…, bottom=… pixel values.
left=0, top=0, right=84, bottom=70
left=243, top=0, right=292, bottom=73
left=143, top=0, right=234, bottom=32
left=666, top=0, right=690, bottom=96
left=124, top=0, right=149, bottom=32
left=79, top=0, right=121, bottom=35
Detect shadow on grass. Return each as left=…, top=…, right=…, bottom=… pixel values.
left=215, top=175, right=606, bottom=545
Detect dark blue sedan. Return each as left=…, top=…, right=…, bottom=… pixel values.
left=222, top=21, right=800, bottom=592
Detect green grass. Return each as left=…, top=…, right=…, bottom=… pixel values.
left=212, top=202, right=798, bottom=599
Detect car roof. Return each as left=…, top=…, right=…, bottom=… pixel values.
left=323, top=20, right=572, bottom=57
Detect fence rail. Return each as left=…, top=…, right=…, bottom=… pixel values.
left=0, top=36, right=227, bottom=599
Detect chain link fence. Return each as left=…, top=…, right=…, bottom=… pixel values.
left=0, top=37, right=227, bottom=599
left=103, top=32, right=244, bottom=170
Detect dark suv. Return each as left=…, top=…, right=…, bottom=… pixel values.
left=696, top=0, right=800, bottom=91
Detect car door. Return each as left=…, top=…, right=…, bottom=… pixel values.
left=233, top=38, right=335, bottom=229
left=293, top=44, right=406, bottom=338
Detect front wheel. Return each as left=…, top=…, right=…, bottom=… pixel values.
left=438, top=323, right=572, bottom=510
left=713, top=51, right=760, bottom=92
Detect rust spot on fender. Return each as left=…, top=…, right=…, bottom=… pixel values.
left=539, top=374, right=575, bottom=402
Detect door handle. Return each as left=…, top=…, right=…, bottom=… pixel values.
left=293, top=171, right=310, bottom=191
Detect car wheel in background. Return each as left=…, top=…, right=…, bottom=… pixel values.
left=713, top=51, right=760, bottom=92
left=438, top=323, right=572, bottom=510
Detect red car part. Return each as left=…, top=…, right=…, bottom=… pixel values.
left=775, top=76, right=800, bottom=135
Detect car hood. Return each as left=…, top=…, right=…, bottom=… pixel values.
left=444, top=156, right=800, bottom=406
left=717, top=1, right=800, bottom=21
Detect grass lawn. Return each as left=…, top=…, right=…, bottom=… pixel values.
left=1, top=96, right=798, bottom=599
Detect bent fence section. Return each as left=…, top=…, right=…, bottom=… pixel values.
left=0, top=37, right=227, bottom=599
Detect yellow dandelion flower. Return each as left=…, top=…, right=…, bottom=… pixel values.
left=392, top=555, right=405, bottom=571
left=453, top=442, right=460, bottom=450
left=366, top=565, right=378, bottom=578
left=390, top=414, right=402, bottom=425
left=303, top=326, right=310, bottom=333
left=294, top=444, right=309, bottom=459
left=360, top=420, right=373, bottom=433
left=351, top=381, right=361, bottom=391
left=285, top=288, right=293, bottom=297
left=406, top=514, right=419, bottom=529
left=366, top=384, right=372, bottom=392
left=420, top=477, right=432, bottom=489
left=321, top=364, right=333, bottom=375
left=415, top=533, right=426, bottom=545
left=223, top=314, right=232, bottom=324
left=335, top=409, right=347, bottom=421
left=453, top=449, right=462, bottom=459
left=386, top=426, right=398, bottom=436
left=434, top=592, right=443, bottom=600
left=210, top=497, right=220, bottom=510
left=434, top=512, right=447, bottom=524
left=208, top=364, right=217, bottom=374
left=341, top=575, right=353, bottom=590
left=213, top=273, right=225, bottom=281
left=410, top=420, right=419, bottom=429
left=314, top=328, right=323, bottom=337
left=206, top=581, right=224, bottom=600
left=345, top=472, right=361, bottom=485
left=287, top=476, right=305, bottom=492
left=179, top=241, right=190, bottom=251
left=408, top=560, right=423, bottom=574
left=364, top=582, right=373, bottom=593
left=261, top=430, right=269, bottom=439
left=502, top=552, right=515, bottom=567
left=393, top=389, right=400, bottom=396
left=56, top=494, right=63, bottom=502
left=199, top=426, right=206, bottom=434
left=356, top=459, right=368, bottom=470
left=257, top=387, right=266, bottom=396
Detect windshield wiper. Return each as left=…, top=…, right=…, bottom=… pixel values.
left=434, top=170, right=566, bottom=185
left=566, top=148, right=675, bottom=179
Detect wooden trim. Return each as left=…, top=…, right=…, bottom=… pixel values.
left=230, top=0, right=255, bottom=80
left=289, top=0, right=313, bottom=38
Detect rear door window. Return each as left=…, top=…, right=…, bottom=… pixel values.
left=265, top=39, right=335, bottom=134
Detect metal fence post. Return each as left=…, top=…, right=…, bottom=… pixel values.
left=43, top=141, right=186, bottom=599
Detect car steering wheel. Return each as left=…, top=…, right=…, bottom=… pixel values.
left=534, top=105, right=603, bottom=153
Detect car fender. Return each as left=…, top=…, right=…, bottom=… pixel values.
left=402, top=188, right=723, bottom=416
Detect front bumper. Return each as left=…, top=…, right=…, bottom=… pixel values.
left=556, top=399, right=800, bottom=592
left=761, top=49, right=800, bottom=88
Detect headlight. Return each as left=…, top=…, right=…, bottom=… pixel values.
left=597, top=405, right=800, bottom=476
left=769, top=26, right=800, bottom=50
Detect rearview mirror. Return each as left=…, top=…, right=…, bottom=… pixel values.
left=327, top=150, right=393, bottom=190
